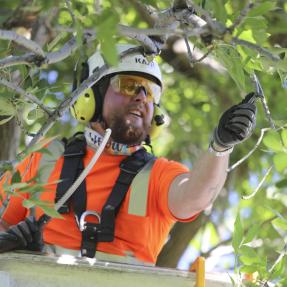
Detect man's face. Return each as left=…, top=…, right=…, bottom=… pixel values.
left=102, top=75, right=156, bottom=145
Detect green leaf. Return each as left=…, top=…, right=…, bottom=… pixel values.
left=240, top=255, right=261, bottom=265
left=270, top=254, right=286, bottom=280
left=0, top=115, right=14, bottom=125
left=243, top=224, right=260, bottom=244
left=239, top=245, right=258, bottom=257
left=27, top=108, right=45, bottom=121
left=19, top=136, right=59, bottom=159
left=262, top=131, right=283, bottom=152
left=239, top=264, right=259, bottom=273
left=39, top=203, right=63, bottom=219
left=272, top=218, right=287, bottom=232
left=281, top=129, right=287, bottom=147
left=266, top=207, right=287, bottom=224
left=215, top=45, right=246, bottom=91
left=275, top=178, right=287, bottom=188
left=3, top=182, right=29, bottom=192
left=273, top=153, right=287, bottom=172
left=0, top=97, right=16, bottom=116
left=22, top=199, right=36, bottom=209
left=243, top=16, right=268, bottom=31
left=96, top=9, right=119, bottom=66
left=11, top=170, right=21, bottom=184
left=232, top=212, right=244, bottom=252
left=100, top=37, right=118, bottom=66
left=248, top=2, right=277, bottom=17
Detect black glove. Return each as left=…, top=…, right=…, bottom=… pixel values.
left=0, top=216, right=43, bottom=253
left=211, top=93, right=257, bottom=153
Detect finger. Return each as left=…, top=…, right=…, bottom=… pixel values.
left=232, top=110, right=256, bottom=125
left=229, top=116, right=254, bottom=128
left=226, top=123, right=249, bottom=138
left=26, top=216, right=39, bottom=233
left=9, top=225, right=28, bottom=246
left=234, top=103, right=257, bottom=114
left=17, top=221, right=33, bottom=243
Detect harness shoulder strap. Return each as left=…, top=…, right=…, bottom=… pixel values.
left=80, top=148, right=156, bottom=258
left=55, top=133, right=86, bottom=214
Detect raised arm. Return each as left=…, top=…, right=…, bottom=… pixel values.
left=168, top=93, right=257, bottom=219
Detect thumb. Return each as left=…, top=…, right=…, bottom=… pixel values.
left=241, top=92, right=257, bottom=104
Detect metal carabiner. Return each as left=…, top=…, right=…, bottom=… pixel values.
left=79, top=211, right=101, bottom=232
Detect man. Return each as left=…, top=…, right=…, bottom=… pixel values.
left=0, top=44, right=256, bottom=265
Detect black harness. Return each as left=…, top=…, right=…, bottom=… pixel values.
left=54, top=134, right=155, bottom=258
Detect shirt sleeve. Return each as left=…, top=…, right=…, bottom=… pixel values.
left=0, top=153, right=40, bottom=225
left=150, top=157, right=200, bottom=223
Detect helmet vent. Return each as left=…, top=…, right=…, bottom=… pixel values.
left=85, top=93, right=90, bottom=97
left=80, top=117, right=85, bottom=121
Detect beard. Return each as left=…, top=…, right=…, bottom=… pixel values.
left=103, top=112, right=151, bottom=145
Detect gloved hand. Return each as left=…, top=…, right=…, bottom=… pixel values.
left=0, top=216, right=43, bottom=253
left=210, top=92, right=257, bottom=155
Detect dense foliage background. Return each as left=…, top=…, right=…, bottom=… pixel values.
left=0, top=0, right=286, bottom=286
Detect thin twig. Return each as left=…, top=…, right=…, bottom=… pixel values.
left=232, top=38, right=281, bottom=62
left=0, top=77, right=52, bottom=116
left=242, top=165, right=273, bottom=200
left=0, top=34, right=96, bottom=69
left=65, top=0, right=76, bottom=25
left=228, top=1, right=255, bottom=33
left=45, top=33, right=96, bottom=64
left=0, top=29, right=45, bottom=57
left=191, top=45, right=214, bottom=64
left=251, top=73, right=276, bottom=129
left=0, top=53, right=36, bottom=69
left=228, top=128, right=271, bottom=172
left=94, top=0, right=102, bottom=14
left=184, top=36, right=193, bottom=62
left=186, top=0, right=225, bottom=34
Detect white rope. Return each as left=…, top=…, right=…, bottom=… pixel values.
left=55, top=128, right=111, bottom=211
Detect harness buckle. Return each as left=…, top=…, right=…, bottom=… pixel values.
left=79, top=210, right=101, bottom=232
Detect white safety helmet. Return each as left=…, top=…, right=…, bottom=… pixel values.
left=87, top=44, right=162, bottom=102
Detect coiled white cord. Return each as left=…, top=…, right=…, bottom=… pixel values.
left=55, top=128, right=112, bottom=211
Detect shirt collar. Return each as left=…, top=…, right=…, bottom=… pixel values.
left=84, top=127, right=142, bottom=155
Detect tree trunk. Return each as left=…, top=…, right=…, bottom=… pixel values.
left=156, top=213, right=209, bottom=268
left=0, top=119, right=20, bottom=161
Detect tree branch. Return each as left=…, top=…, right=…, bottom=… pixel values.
left=242, top=165, right=273, bottom=200
left=228, top=128, right=271, bottom=172
left=0, top=77, right=52, bottom=116
left=0, top=53, right=39, bottom=69
left=0, top=29, right=45, bottom=57
left=228, top=1, right=255, bottom=33
left=232, top=38, right=281, bottom=62
left=65, top=0, right=76, bottom=26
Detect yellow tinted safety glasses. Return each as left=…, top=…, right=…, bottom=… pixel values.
left=110, top=75, right=161, bottom=104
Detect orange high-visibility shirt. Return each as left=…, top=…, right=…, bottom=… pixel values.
left=0, top=146, right=198, bottom=264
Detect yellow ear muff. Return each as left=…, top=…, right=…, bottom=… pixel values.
left=70, top=88, right=96, bottom=123
left=150, top=105, right=166, bottom=139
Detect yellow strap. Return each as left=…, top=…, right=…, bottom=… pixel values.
left=128, top=159, right=156, bottom=216
left=190, top=257, right=205, bottom=287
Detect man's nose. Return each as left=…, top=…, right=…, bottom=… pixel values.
left=133, top=86, right=148, bottom=103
